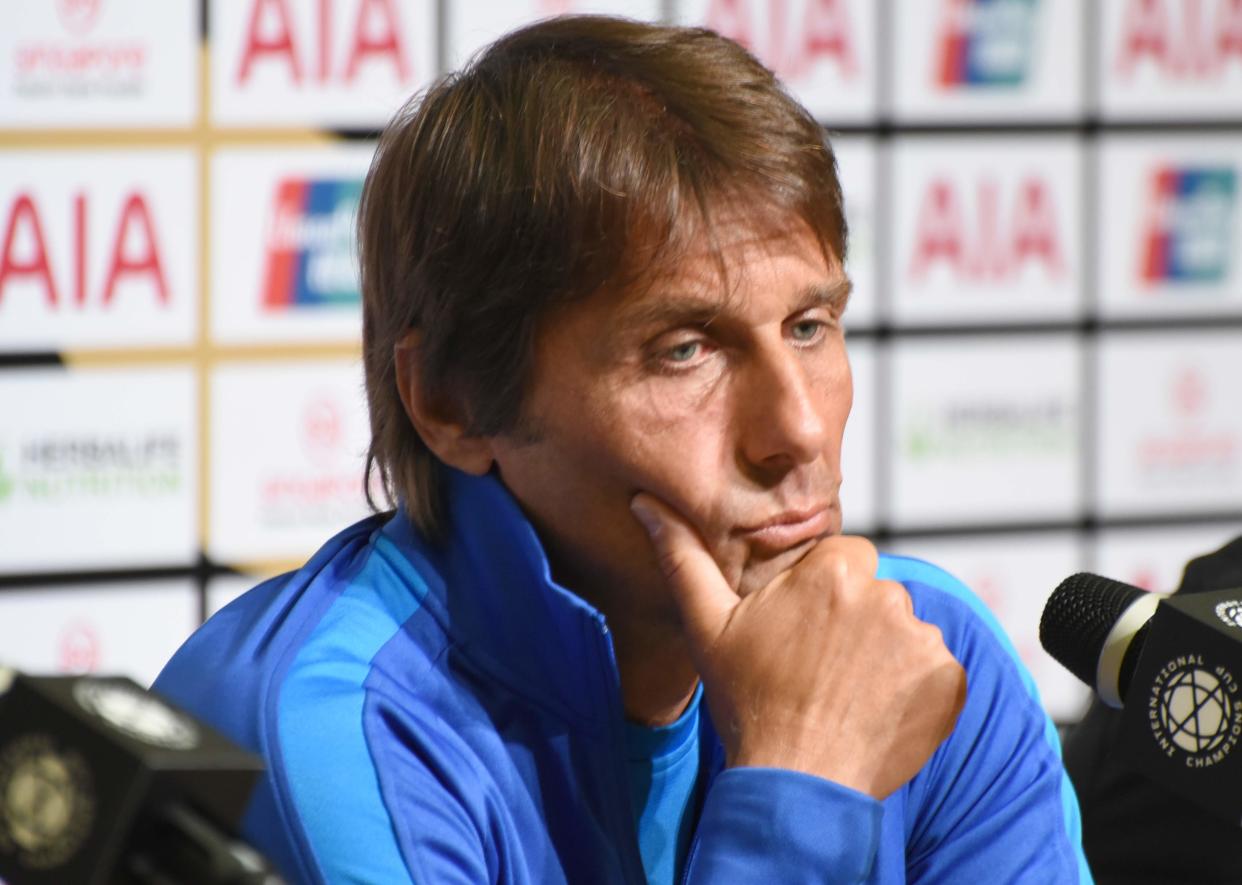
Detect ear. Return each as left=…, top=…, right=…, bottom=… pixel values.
left=394, top=330, right=495, bottom=476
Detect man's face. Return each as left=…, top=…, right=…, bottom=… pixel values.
left=488, top=219, right=853, bottom=618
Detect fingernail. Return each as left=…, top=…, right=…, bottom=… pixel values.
left=630, top=497, right=662, bottom=540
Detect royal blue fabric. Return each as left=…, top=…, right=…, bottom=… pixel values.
left=155, top=469, right=1091, bottom=883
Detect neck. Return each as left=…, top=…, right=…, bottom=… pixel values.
left=605, top=607, right=701, bottom=727
left=537, top=536, right=700, bottom=726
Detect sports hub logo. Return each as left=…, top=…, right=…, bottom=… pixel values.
left=1140, top=165, right=1237, bottom=285
left=1134, top=367, right=1238, bottom=485
left=11, top=0, right=147, bottom=101
left=261, top=177, right=362, bottom=310
left=1147, top=655, right=1242, bottom=768
left=935, top=0, right=1038, bottom=88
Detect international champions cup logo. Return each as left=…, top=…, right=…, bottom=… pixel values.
left=1148, top=655, right=1242, bottom=768
left=0, top=734, right=95, bottom=870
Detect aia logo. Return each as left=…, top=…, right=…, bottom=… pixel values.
left=1172, top=367, right=1208, bottom=418
left=237, top=0, right=413, bottom=86
left=936, top=0, right=1038, bottom=88
left=1140, top=166, right=1236, bottom=285
left=908, top=175, right=1063, bottom=282
left=262, top=177, right=362, bottom=309
left=1114, top=0, right=1242, bottom=80
left=56, top=0, right=102, bottom=36
left=0, top=190, right=169, bottom=309
left=703, top=0, right=858, bottom=80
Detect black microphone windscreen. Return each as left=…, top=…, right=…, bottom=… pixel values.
left=1040, top=572, right=1148, bottom=689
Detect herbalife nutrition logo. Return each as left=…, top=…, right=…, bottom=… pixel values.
left=905, top=397, right=1073, bottom=461
left=0, top=435, right=182, bottom=504
left=0, top=452, right=14, bottom=504
left=1147, top=655, right=1242, bottom=768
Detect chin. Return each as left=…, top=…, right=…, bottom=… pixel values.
left=734, top=537, right=823, bottom=597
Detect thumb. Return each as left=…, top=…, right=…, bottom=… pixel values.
left=630, top=493, right=737, bottom=649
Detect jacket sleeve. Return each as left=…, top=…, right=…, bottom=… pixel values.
left=683, top=562, right=1094, bottom=884
left=897, top=569, right=1093, bottom=884
left=684, top=767, right=883, bottom=883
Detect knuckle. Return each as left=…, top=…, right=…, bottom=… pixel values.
left=873, top=579, right=911, bottom=614
left=916, top=620, right=949, bottom=652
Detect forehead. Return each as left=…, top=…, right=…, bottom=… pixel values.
left=608, top=220, right=847, bottom=327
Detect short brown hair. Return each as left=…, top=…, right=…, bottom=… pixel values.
left=358, top=15, right=847, bottom=538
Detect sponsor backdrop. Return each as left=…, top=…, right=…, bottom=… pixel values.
left=2, top=0, right=1242, bottom=725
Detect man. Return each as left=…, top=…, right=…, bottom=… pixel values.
left=157, top=16, right=1090, bottom=883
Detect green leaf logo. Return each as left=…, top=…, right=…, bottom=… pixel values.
left=0, top=452, right=15, bottom=503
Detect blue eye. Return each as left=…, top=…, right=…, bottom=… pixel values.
left=667, top=341, right=700, bottom=362
left=791, top=320, right=823, bottom=342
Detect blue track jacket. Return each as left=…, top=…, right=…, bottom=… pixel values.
left=156, top=470, right=1091, bottom=883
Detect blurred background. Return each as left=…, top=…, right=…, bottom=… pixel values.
left=1, top=0, right=1240, bottom=726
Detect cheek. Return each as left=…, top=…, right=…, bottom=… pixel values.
left=617, top=384, right=734, bottom=511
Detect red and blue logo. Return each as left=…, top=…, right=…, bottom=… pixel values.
left=936, top=0, right=1038, bottom=88
left=1141, top=166, right=1236, bottom=285
left=262, top=177, right=363, bottom=310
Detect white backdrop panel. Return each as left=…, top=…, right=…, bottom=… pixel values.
left=0, top=581, right=198, bottom=688
left=0, top=0, right=198, bottom=128
left=1099, top=0, right=1242, bottom=120
left=840, top=337, right=876, bottom=533
left=211, top=143, right=374, bottom=344
left=890, top=136, right=1082, bottom=326
left=210, top=0, right=436, bottom=127
left=891, top=0, right=1083, bottom=122
left=0, top=366, right=198, bottom=572
left=0, top=149, right=198, bottom=352
left=1097, top=134, right=1242, bottom=319
left=888, top=335, right=1082, bottom=528
left=209, top=358, right=374, bottom=563
left=1096, top=331, right=1242, bottom=517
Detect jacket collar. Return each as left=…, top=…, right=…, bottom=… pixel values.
left=378, top=469, right=621, bottom=735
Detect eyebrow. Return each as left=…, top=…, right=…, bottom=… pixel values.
left=794, top=278, right=853, bottom=316
left=616, top=277, right=854, bottom=334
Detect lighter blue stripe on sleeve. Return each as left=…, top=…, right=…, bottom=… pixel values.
left=277, top=559, right=428, bottom=883
left=877, top=554, right=1094, bottom=885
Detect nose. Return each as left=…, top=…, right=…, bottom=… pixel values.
left=737, top=347, right=837, bottom=477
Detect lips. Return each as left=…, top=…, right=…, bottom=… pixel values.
left=734, top=505, right=835, bottom=555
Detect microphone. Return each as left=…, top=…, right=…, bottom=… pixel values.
left=1041, top=574, right=1242, bottom=824
left=0, top=671, right=284, bottom=884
